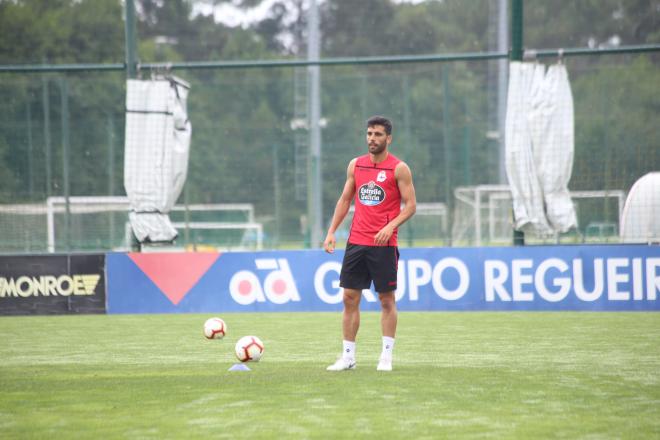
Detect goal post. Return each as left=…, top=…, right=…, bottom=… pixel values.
left=336, top=202, right=449, bottom=247
left=0, top=196, right=263, bottom=253
left=452, top=185, right=626, bottom=245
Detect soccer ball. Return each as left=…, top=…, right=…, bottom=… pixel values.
left=203, top=317, right=227, bottom=340
left=234, top=335, right=264, bottom=362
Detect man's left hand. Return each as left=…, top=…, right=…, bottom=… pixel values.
left=374, top=225, right=394, bottom=246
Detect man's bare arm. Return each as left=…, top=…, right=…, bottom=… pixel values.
left=323, top=159, right=357, bottom=253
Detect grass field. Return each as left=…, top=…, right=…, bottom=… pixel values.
left=1, top=312, right=659, bottom=439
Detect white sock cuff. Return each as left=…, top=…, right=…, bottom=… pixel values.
left=343, top=340, right=356, bottom=359
left=382, top=336, right=395, bottom=358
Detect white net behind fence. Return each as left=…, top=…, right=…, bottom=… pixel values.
left=0, top=197, right=262, bottom=253
left=452, top=185, right=626, bottom=246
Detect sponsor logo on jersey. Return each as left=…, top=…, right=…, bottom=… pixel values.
left=358, top=181, right=385, bottom=206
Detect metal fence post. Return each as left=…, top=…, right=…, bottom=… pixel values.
left=124, top=0, right=138, bottom=79
left=511, top=0, right=525, bottom=246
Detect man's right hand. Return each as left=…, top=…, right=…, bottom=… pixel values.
left=323, top=233, right=336, bottom=253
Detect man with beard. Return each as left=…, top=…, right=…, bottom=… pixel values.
left=324, top=115, right=417, bottom=372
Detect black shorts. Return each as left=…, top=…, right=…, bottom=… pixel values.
left=339, top=243, right=400, bottom=293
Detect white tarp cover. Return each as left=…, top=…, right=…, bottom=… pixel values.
left=124, top=76, right=191, bottom=242
left=505, top=61, right=577, bottom=236
left=620, top=172, right=660, bottom=243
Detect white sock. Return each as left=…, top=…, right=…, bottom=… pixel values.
left=343, top=340, right=356, bottom=360
left=381, top=336, right=395, bottom=359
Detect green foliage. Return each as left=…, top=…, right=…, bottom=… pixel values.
left=572, top=57, right=660, bottom=193
left=1, top=312, right=659, bottom=438
left=0, top=0, right=658, bottom=248
left=0, top=0, right=124, bottom=64
left=525, top=0, right=660, bottom=48
left=0, top=135, right=18, bottom=199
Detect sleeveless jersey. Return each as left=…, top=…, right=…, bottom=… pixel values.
left=349, top=153, right=402, bottom=246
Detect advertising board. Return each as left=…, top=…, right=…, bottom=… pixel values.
left=0, top=254, right=106, bottom=315
left=106, top=245, right=659, bottom=313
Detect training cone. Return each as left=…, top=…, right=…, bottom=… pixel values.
left=228, top=363, right=251, bottom=372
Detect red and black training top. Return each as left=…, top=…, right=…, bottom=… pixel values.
left=348, top=153, right=402, bottom=247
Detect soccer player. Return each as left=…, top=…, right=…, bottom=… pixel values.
left=324, top=115, right=417, bottom=371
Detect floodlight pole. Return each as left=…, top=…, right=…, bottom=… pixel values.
left=510, top=0, right=525, bottom=246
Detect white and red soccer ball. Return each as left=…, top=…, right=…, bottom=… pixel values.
left=234, top=335, right=264, bottom=362
left=203, top=317, right=227, bottom=340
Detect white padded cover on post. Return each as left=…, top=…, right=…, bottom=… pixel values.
left=124, top=76, right=191, bottom=243
left=505, top=61, right=577, bottom=236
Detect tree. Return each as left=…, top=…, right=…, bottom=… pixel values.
left=524, top=0, right=660, bottom=48
left=0, top=0, right=657, bottom=248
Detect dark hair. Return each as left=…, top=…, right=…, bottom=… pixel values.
left=367, top=116, right=393, bottom=135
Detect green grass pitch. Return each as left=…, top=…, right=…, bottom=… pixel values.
left=1, top=312, right=659, bottom=439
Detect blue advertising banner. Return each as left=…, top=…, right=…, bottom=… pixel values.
left=106, top=245, right=660, bottom=314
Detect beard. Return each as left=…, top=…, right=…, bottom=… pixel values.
left=368, top=141, right=387, bottom=155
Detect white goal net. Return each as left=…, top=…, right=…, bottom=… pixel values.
left=0, top=196, right=262, bottom=253
left=452, top=185, right=626, bottom=245
left=333, top=202, right=449, bottom=247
